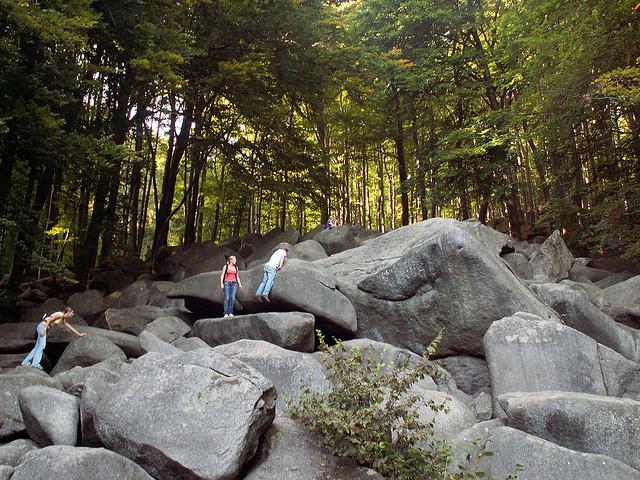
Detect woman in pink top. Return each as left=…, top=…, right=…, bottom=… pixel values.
left=220, top=255, right=242, bottom=317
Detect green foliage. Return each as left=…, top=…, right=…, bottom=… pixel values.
left=289, top=331, right=522, bottom=480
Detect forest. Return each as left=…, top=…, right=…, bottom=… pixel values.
left=1, top=0, right=639, bottom=291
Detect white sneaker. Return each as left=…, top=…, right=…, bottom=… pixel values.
left=224, top=314, right=229, bottom=318
left=229, top=313, right=234, bottom=317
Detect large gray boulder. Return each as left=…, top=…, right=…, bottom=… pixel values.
left=502, top=253, right=533, bottom=280
left=194, top=312, right=315, bottom=352
left=54, top=356, right=128, bottom=394
left=50, top=334, right=127, bottom=376
left=0, top=439, right=38, bottom=467
left=170, top=260, right=357, bottom=334
left=597, top=275, right=640, bottom=307
left=483, top=313, right=633, bottom=414
left=142, top=316, right=191, bottom=343
left=172, top=336, right=211, bottom=352
left=452, top=422, right=640, bottom=480
left=313, top=225, right=357, bottom=255
left=529, top=230, right=574, bottom=282
left=457, top=219, right=517, bottom=257
left=18, top=386, right=79, bottom=447
left=212, top=340, right=329, bottom=413
left=113, top=280, right=151, bottom=309
left=0, top=323, right=141, bottom=358
left=0, top=368, right=62, bottom=440
left=94, top=349, right=276, bottom=480
left=79, top=376, right=113, bottom=447
left=10, top=446, right=154, bottom=480
left=289, top=240, right=328, bottom=262
left=413, top=387, right=476, bottom=443
left=138, top=331, right=182, bottom=356
left=436, top=355, right=491, bottom=396
left=595, top=271, right=636, bottom=288
left=148, top=281, right=184, bottom=309
left=320, top=218, right=559, bottom=355
left=533, top=283, right=640, bottom=362
left=598, top=344, right=640, bottom=399
left=245, top=417, right=383, bottom=480
left=569, top=263, right=610, bottom=284
left=498, top=391, right=640, bottom=471
left=104, top=305, right=191, bottom=336
left=67, top=289, right=108, bottom=322
left=0, top=466, right=12, bottom=480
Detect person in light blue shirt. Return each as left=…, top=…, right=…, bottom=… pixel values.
left=255, top=243, right=289, bottom=302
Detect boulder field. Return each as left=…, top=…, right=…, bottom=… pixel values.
left=1, top=218, right=639, bottom=479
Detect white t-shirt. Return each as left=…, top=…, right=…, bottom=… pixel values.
left=266, top=249, right=287, bottom=269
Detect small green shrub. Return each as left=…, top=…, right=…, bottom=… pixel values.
left=289, top=331, right=522, bottom=480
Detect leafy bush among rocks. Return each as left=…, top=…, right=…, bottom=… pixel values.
left=289, top=331, right=522, bottom=480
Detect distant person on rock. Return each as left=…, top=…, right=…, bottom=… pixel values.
left=325, top=217, right=335, bottom=229
left=220, top=255, right=242, bottom=317
left=255, top=243, right=289, bottom=302
left=22, top=307, right=85, bottom=369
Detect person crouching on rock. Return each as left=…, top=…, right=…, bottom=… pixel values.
left=220, top=255, right=242, bottom=317
left=22, top=307, right=85, bottom=369
left=255, top=243, right=288, bottom=302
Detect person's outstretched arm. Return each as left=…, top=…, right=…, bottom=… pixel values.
left=63, top=320, right=86, bottom=337
left=220, top=268, right=225, bottom=289
left=237, top=271, right=243, bottom=289
left=277, top=252, right=286, bottom=270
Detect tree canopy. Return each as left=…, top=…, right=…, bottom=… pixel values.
left=1, top=0, right=639, bottom=289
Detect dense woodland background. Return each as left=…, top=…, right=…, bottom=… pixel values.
left=1, top=0, right=639, bottom=291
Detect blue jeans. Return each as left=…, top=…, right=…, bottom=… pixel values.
left=22, top=335, right=46, bottom=368
left=256, top=265, right=277, bottom=296
left=224, top=281, right=238, bottom=315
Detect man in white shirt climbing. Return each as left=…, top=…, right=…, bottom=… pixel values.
left=255, top=243, right=289, bottom=302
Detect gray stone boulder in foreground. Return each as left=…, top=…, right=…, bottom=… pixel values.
left=50, top=334, right=127, bottom=376
left=212, top=340, right=329, bottom=413
left=533, top=282, right=640, bottom=363
left=138, top=330, right=183, bottom=356
left=104, top=305, right=191, bottom=336
left=452, top=421, right=640, bottom=480
left=313, top=225, right=357, bottom=255
left=142, top=315, right=191, bottom=343
left=483, top=313, right=630, bottom=413
left=18, top=385, right=79, bottom=447
left=321, top=218, right=559, bottom=355
left=0, top=466, right=13, bottom=480
left=245, top=417, right=383, bottom=480
left=498, top=391, right=640, bottom=471
left=0, top=439, right=38, bottom=467
left=0, top=368, right=63, bottom=440
left=437, top=355, right=491, bottom=396
left=10, top=446, right=153, bottom=480
left=194, top=312, right=315, bottom=352
left=94, top=349, right=276, bottom=480
left=172, top=336, right=210, bottom=351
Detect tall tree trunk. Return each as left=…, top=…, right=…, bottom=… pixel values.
left=393, top=88, right=410, bottom=226
left=152, top=99, right=194, bottom=259
left=8, top=165, right=53, bottom=290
